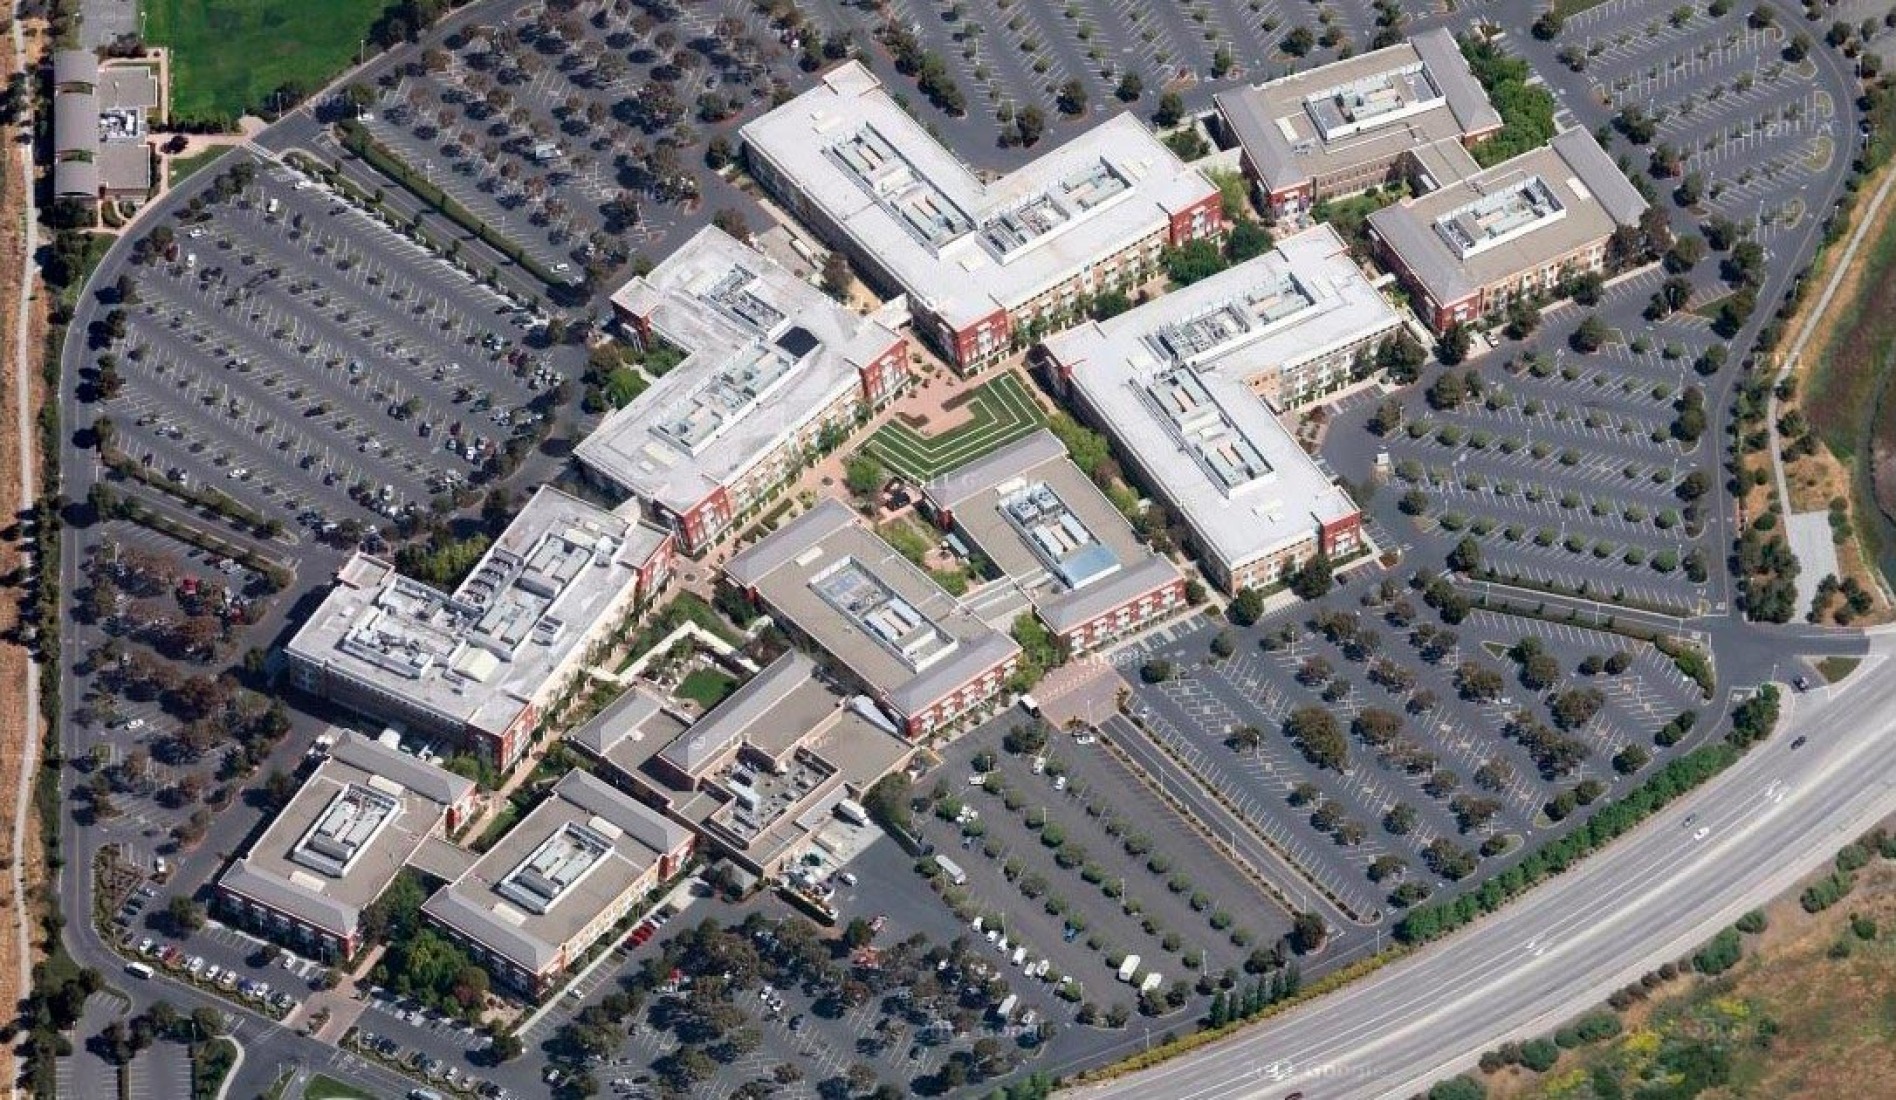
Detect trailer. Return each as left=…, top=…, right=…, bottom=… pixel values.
left=995, top=993, right=1018, bottom=1021
left=1117, top=954, right=1142, bottom=983
left=1139, top=972, right=1163, bottom=994
left=835, top=798, right=870, bottom=827
left=936, top=855, right=968, bottom=886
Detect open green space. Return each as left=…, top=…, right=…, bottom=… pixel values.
left=144, top=0, right=386, bottom=123
left=677, top=668, right=738, bottom=710
left=166, top=144, right=229, bottom=186
left=304, top=1075, right=376, bottom=1100
left=860, top=373, right=1046, bottom=483
left=1817, top=655, right=1862, bottom=683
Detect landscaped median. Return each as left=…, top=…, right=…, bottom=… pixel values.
left=1069, top=684, right=1783, bottom=1088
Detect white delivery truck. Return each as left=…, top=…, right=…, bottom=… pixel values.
left=1117, top=954, right=1142, bottom=983
left=1140, top=972, right=1163, bottom=994
left=936, top=855, right=968, bottom=886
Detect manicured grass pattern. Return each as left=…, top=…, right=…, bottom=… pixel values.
left=862, top=373, right=1045, bottom=483
left=677, top=668, right=738, bottom=710
left=145, top=0, right=387, bottom=123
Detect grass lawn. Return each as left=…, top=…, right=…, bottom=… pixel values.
left=861, top=373, right=1046, bottom=483
left=1818, top=656, right=1862, bottom=683
left=144, top=0, right=387, bottom=122
left=678, top=668, right=739, bottom=710
left=304, top=1075, right=376, bottom=1100
left=166, top=144, right=229, bottom=186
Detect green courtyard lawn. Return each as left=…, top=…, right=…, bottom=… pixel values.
left=144, top=0, right=387, bottom=123
left=861, top=372, right=1047, bottom=484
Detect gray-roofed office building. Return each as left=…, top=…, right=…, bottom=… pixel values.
left=724, top=500, right=1021, bottom=738
left=922, top=430, right=1187, bottom=653
left=1044, top=288, right=1366, bottom=595
left=1367, top=128, right=1649, bottom=331
left=422, top=770, right=693, bottom=994
left=567, top=651, right=914, bottom=875
left=579, top=226, right=911, bottom=553
left=51, top=53, right=157, bottom=202
left=284, top=486, right=675, bottom=772
left=1215, top=29, right=1502, bottom=216
left=215, top=733, right=476, bottom=960
left=741, top=60, right=1225, bottom=371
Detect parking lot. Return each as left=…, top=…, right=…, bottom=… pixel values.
left=355, top=0, right=808, bottom=279
left=94, top=154, right=569, bottom=536
left=1117, top=587, right=1709, bottom=919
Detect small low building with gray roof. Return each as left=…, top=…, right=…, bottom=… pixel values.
left=922, top=429, right=1187, bottom=653
left=422, top=769, right=693, bottom=994
left=1215, top=29, right=1501, bottom=215
left=1366, top=128, right=1649, bottom=332
left=724, top=500, right=1021, bottom=738
left=214, top=732, right=476, bottom=961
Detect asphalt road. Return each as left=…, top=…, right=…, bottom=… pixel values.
left=1072, top=630, right=1896, bottom=1100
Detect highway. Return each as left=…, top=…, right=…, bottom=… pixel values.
left=1074, top=635, right=1896, bottom=1100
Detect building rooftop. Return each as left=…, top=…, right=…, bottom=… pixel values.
left=724, top=500, right=1020, bottom=718
left=1367, top=128, right=1649, bottom=305
left=1046, top=237, right=1369, bottom=569
left=98, top=65, right=158, bottom=111
left=52, top=49, right=98, bottom=87
left=284, top=486, right=667, bottom=739
left=422, top=770, right=692, bottom=974
left=98, top=141, right=150, bottom=192
left=923, top=430, right=1183, bottom=634
left=742, top=60, right=1219, bottom=333
left=579, top=226, right=904, bottom=511
left=218, top=733, right=474, bottom=938
left=1216, top=29, right=1501, bottom=196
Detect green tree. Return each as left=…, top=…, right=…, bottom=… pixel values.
left=845, top=455, right=884, bottom=498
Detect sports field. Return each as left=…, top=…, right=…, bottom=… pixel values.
left=145, top=0, right=386, bottom=122
left=861, top=373, right=1047, bottom=483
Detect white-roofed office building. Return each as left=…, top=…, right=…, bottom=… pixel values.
left=422, top=769, right=693, bottom=994
left=579, top=226, right=911, bottom=553
left=1214, top=29, right=1502, bottom=216
left=723, top=500, right=1021, bottom=738
left=284, top=487, right=675, bottom=772
left=921, top=430, right=1187, bottom=653
left=1043, top=270, right=1368, bottom=594
left=741, top=60, right=1225, bottom=372
left=214, top=733, right=476, bottom=960
left=1366, top=128, right=1650, bottom=332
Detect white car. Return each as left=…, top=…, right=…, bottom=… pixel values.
left=1693, top=827, right=1710, bottom=841
left=125, top=718, right=146, bottom=731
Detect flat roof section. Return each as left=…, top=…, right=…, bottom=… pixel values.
left=285, top=487, right=666, bottom=739
left=923, top=430, right=1182, bottom=635
left=1068, top=224, right=1403, bottom=394
left=579, top=226, right=903, bottom=512
left=724, top=500, right=1020, bottom=719
left=217, top=733, right=472, bottom=939
left=423, top=770, right=691, bottom=975
left=1044, top=233, right=1375, bottom=572
left=1216, top=29, right=1501, bottom=196
left=1367, top=128, right=1649, bottom=306
left=742, top=60, right=1218, bottom=333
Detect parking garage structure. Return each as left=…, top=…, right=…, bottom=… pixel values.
left=920, top=429, right=1187, bottom=654
left=723, top=499, right=1022, bottom=739
left=740, top=60, right=1225, bottom=373
left=565, top=651, right=915, bottom=877
left=577, top=226, right=912, bottom=554
left=1214, top=29, right=1502, bottom=218
left=1366, top=128, right=1650, bottom=332
left=282, top=486, right=675, bottom=772
left=421, top=769, right=694, bottom=996
left=213, top=733, right=476, bottom=961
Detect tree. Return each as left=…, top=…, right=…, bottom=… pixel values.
left=1289, top=910, right=1327, bottom=953
left=166, top=895, right=205, bottom=934
left=1163, top=238, right=1227, bottom=286
left=844, top=455, right=883, bottom=498
left=1435, top=322, right=1472, bottom=366
left=1532, top=9, right=1563, bottom=38
left=1289, top=554, right=1334, bottom=600
left=710, top=207, right=751, bottom=242
left=1446, top=537, right=1481, bottom=575
left=1282, top=25, right=1315, bottom=56
left=842, top=918, right=875, bottom=949
left=820, top=251, right=852, bottom=301
left=1015, top=104, right=1047, bottom=147
left=1225, top=220, right=1272, bottom=263
left=1285, top=707, right=1348, bottom=771
left=1154, top=91, right=1184, bottom=127
left=1228, top=586, right=1266, bottom=626
left=1056, top=79, right=1087, bottom=117
left=1115, top=72, right=1144, bottom=102
left=1570, top=314, right=1609, bottom=352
